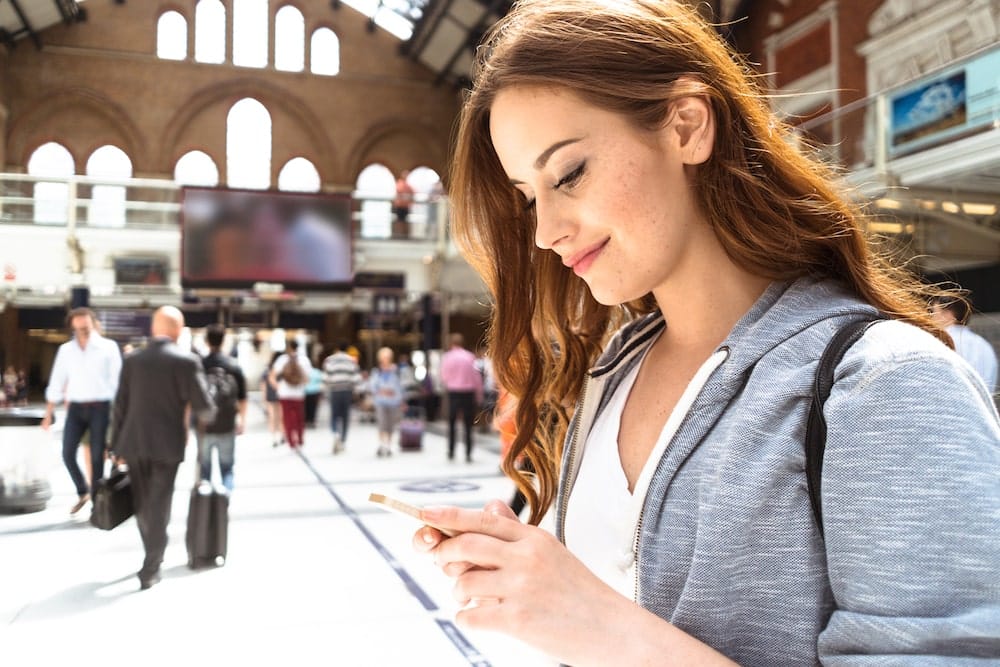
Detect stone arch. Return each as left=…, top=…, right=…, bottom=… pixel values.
left=345, top=118, right=447, bottom=184
left=160, top=77, right=337, bottom=184
left=8, top=87, right=145, bottom=172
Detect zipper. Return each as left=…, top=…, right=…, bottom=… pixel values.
left=629, top=345, right=731, bottom=605
left=558, top=371, right=591, bottom=544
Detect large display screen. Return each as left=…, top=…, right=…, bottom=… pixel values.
left=181, top=187, right=353, bottom=290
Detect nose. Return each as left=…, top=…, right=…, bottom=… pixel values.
left=532, top=199, right=571, bottom=250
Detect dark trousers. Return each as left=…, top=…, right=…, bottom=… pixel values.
left=329, top=389, right=353, bottom=441
left=61, top=401, right=110, bottom=496
left=447, top=391, right=477, bottom=460
left=304, top=392, right=320, bottom=426
left=130, top=458, right=180, bottom=578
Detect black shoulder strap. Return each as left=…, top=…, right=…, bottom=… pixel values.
left=805, top=316, right=885, bottom=538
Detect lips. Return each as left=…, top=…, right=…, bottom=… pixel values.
left=563, top=238, right=609, bottom=276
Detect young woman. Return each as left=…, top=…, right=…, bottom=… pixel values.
left=412, top=1, right=1000, bottom=665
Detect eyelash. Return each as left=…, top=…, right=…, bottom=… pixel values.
left=523, top=160, right=587, bottom=212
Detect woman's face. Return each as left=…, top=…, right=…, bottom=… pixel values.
left=489, top=85, right=714, bottom=306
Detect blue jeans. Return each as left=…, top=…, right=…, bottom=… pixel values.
left=62, top=401, right=110, bottom=496
left=198, top=431, right=236, bottom=491
left=329, top=390, right=353, bottom=442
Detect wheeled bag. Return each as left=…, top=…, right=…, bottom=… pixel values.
left=398, top=406, right=425, bottom=451
left=186, top=481, right=229, bottom=568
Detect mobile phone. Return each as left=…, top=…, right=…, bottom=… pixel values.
left=368, top=493, right=459, bottom=537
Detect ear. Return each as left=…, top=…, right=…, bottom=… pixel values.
left=670, top=95, right=714, bottom=165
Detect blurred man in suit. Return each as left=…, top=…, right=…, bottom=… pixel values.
left=111, top=306, right=214, bottom=590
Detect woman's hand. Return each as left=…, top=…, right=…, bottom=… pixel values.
left=412, top=500, right=639, bottom=665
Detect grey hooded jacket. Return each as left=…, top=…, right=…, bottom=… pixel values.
left=555, top=279, right=1000, bottom=665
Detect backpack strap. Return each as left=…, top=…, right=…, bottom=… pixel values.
left=805, top=315, right=886, bottom=539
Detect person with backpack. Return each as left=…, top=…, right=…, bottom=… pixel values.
left=197, top=324, right=247, bottom=491
left=268, top=338, right=312, bottom=449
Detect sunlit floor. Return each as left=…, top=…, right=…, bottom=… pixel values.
left=0, top=398, right=555, bottom=666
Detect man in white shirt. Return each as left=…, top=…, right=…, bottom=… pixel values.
left=930, top=295, right=998, bottom=393
left=41, top=307, right=123, bottom=514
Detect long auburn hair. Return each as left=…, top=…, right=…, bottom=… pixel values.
left=448, top=0, right=954, bottom=524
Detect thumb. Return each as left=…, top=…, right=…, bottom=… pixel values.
left=484, top=498, right=519, bottom=521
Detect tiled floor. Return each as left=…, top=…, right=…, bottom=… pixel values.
left=0, top=399, right=556, bottom=666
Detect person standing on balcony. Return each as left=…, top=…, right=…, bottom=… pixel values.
left=41, top=307, right=122, bottom=515
left=393, top=170, right=415, bottom=238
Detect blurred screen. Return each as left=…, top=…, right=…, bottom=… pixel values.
left=181, top=187, right=353, bottom=290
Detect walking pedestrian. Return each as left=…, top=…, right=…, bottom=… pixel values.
left=111, top=306, right=214, bottom=590
left=41, top=307, right=122, bottom=514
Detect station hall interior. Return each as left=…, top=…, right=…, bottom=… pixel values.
left=1, top=0, right=999, bottom=664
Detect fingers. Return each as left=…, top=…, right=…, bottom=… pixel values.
left=420, top=503, right=523, bottom=542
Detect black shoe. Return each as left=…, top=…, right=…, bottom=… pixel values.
left=138, top=570, right=161, bottom=590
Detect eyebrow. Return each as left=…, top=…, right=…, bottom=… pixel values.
left=510, top=137, right=583, bottom=184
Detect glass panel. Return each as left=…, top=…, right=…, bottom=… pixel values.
left=27, top=142, right=75, bottom=225
left=195, top=0, right=225, bottom=64
left=275, top=5, right=305, bottom=72
left=233, top=0, right=268, bottom=68
left=227, top=98, right=272, bottom=189
left=156, top=11, right=187, bottom=60
left=310, top=28, right=340, bottom=76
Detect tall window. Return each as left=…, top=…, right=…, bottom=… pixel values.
left=275, top=5, right=304, bottom=72
left=195, top=0, right=225, bottom=64
left=406, top=166, right=442, bottom=239
left=233, top=0, right=268, bottom=68
left=156, top=10, right=187, bottom=60
left=174, top=150, right=220, bottom=186
left=227, top=98, right=271, bottom=189
left=86, top=145, right=133, bottom=228
left=355, top=163, right=394, bottom=238
left=278, top=157, right=321, bottom=192
left=310, top=27, right=340, bottom=76
left=27, top=142, right=74, bottom=225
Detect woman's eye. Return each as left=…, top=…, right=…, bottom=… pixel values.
left=555, top=162, right=586, bottom=190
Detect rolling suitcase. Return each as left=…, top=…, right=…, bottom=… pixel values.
left=398, top=406, right=424, bottom=451
left=186, top=481, right=229, bottom=568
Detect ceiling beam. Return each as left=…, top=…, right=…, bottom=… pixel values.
left=6, top=0, right=42, bottom=49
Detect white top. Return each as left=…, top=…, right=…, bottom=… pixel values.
left=564, top=343, right=728, bottom=600
left=947, top=324, right=998, bottom=393
left=271, top=352, right=313, bottom=399
left=44, top=331, right=122, bottom=404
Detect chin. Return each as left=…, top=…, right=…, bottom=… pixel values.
left=585, top=282, right=637, bottom=307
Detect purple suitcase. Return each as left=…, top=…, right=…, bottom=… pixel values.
left=399, top=417, right=424, bottom=451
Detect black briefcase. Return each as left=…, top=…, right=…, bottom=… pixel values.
left=90, top=467, right=134, bottom=530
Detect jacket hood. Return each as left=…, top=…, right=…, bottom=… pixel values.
left=592, top=278, right=879, bottom=380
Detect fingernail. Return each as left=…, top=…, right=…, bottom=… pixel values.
left=421, top=532, right=435, bottom=544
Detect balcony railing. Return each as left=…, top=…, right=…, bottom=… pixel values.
left=0, top=172, right=449, bottom=244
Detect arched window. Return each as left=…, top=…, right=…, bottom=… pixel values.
left=233, top=0, right=268, bottom=68
left=227, top=98, right=271, bottom=189
left=27, top=142, right=74, bottom=225
left=156, top=10, right=187, bottom=60
left=278, top=157, right=321, bottom=192
left=405, top=166, right=442, bottom=240
left=355, top=163, right=394, bottom=238
left=310, top=27, right=340, bottom=76
left=174, top=150, right=220, bottom=186
left=275, top=5, right=304, bottom=72
left=86, top=145, right=133, bottom=228
left=195, top=0, right=225, bottom=64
